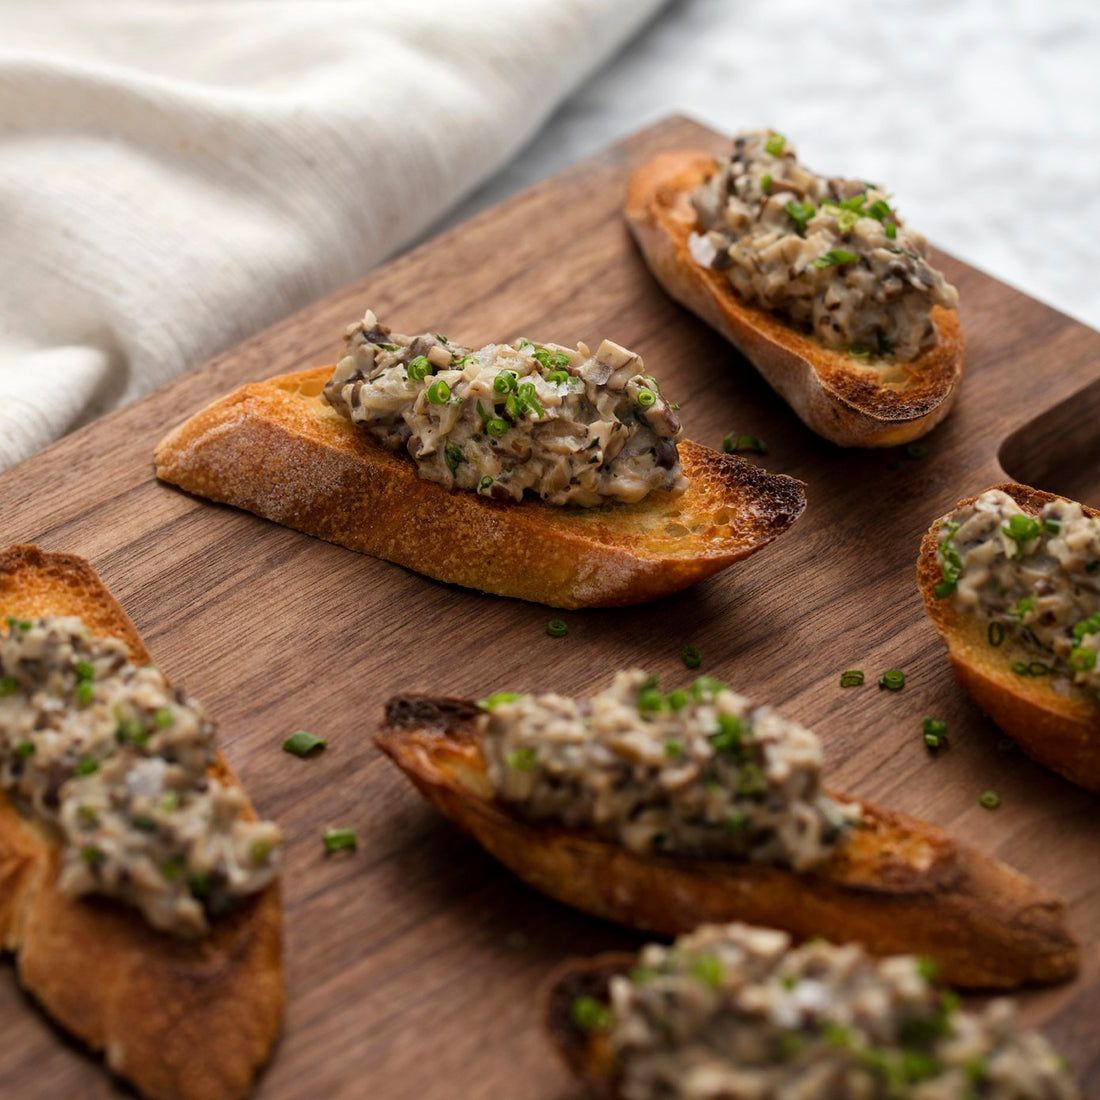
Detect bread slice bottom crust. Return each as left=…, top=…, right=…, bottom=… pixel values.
left=919, top=483, right=1100, bottom=792
left=154, top=367, right=807, bottom=610
left=624, top=149, right=965, bottom=448
left=0, top=544, right=283, bottom=1100
left=377, top=695, right=1078, bottom=991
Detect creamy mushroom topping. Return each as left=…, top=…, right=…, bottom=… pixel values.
left=323, top=311, right=687, bottom=507
left=936, top=490, right=1100, bottom=698
left=690, top=129, right=958, bottom=362
left=480, top=670, right=856, bottom=871
left=0, top=616, right=282, bottom=937
left=597, top=923, right=1077, bottom=1100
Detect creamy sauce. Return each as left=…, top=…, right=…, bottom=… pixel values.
left=324, top=311, right=687, bottom=507
left=604, top=923, right=1078, bottom=1099
left=0, top=616, right=282, bottom=937
left=938, top=489, right=1100, bottom=697
left=480, top=670, right=856, bottom=871
left=690, top=129, right=958, bottom=363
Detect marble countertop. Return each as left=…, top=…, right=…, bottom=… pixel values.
left=444, top=0, right=1100, bottom=334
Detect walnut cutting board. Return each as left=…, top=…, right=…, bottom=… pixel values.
left=1, top=117, right=1098, bottom=1099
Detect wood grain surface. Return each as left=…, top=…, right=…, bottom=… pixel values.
left=0, top=116, right=1097, bottom=1098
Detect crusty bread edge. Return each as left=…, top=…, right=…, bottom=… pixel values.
left=0, top=544, right=284, bottom=1100
left=624, top=149, right=965, bottom=448
left=377, top=696, right=1078, bottom=991
left=918, top=483, right=1100, bottom=792
left=153, top=367, right=807, bottom=610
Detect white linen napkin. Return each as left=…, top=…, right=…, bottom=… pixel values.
left=0, top=0, right=665, bottom=472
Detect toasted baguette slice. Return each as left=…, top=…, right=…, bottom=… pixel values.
left=624, top=150, right=965, bottom=447
left=154, top=367, right=806, bottom=609
left=919, top=483, right=1100, bottom=792
left=376, top=695, right=1077, bottom=990
left=0, top=544, right=283, bottom=1100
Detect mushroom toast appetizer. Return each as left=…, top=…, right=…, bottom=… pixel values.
left=377, top=670, right=1077, bottom=990
left=546, top=922, right=1080, bottom=1100
left=625, top=129, right=964, bottom=447
left=0, top=545, right=283, bottom=1100
left=920, top=483, right=1100, bottom=792
left=155, top=311, right=806, bottom=609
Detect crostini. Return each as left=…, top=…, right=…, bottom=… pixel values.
left=376, top=671, right=1077, bottom=990
left=545, top=923, right=1081, bottom=1100
left=624, top=130, right=964, bottom=447
left=919, top=483, right=1100, bottom=792
left=154, top=312, right=806, bottom=610
left=0, top=544, right=283, bottom=1100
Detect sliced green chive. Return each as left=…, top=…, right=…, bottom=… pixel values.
left=638, top=686, right=665, bottom=712
left=979, top=790, right=1000, bottom=810
left=1012, top=661, right=1030, bottom=675
left=406, top=355, right=433, bottom=382
left=666, top=689, right=688, bottom=711
left=506, top=747, right=538, bottom=772
left=0, top=676, right=19, bottom=697
left=478, top=692, right=520, bottom=710
left=849, top=345, right=871, bottom=359
left=710, top=713, right=745, bottom=753
left=636, top=387, right=657, bottom=408
left=885, top=223, right=898, bottom=239
left=760, top=172, right=772, bottom=192
left=74, top=660, right=95, bottom=681
left=6, top=617, right=32, bottom=632
left=681, top=644, right=702, bottom=670
left=691, top=953, right=725, bottom=987
left=722, top=433, right=768, bottom=454
left=784, top=200, right=816, bottom=235
left=922, top=717, right=947, bottom=751
left=878, top=670, right=905, bottom=691
left=82, top=845, right=104, bottom=867
left=74, top=757, right=99, bottom=777
left=478, top=475, right=493, bottom=490
left=916, top=956, right=939, bottom=982
left=283, top=730, right=327, bottom=758
left=546, top=370, right=569, bottom=385
left=426, top=379, right=451, bottom=404
left=839, top=670, right=864, bottom=688
left=726, top=810, right=748, bottom=835
left=444, top=440, right=466, bottom=475
left=664, top=739, right=683, bottom=758
left=131, top=814, right=158, bottom=832
left=571, top=995, right=611, bottom=1031
left=764, top=132, right=786, bottom=156
left=546, top=619, right=568, bottom=638
left=813, top=248, right=858, bottom=269
left=1002, top=513, right=1042, bottom=556
left=485, top=417, right=509, bottom=437
left=1043, top=519, right=1061, bottom=535
left=435, top=333, right=448, bottom=344
left=75, top=680, right=95, bottom=707
left=322, top=827, right=358, bottom=854
left=493, top=370, right=517, bottom=395
left=905, top=442, right=928, bottom=459
left=162, top=856, right=184, bottom=882
left=1071, top=646, right=1097, bottom=672
left=161, top=790, right=180, bottom=813
left=188, top=872, right=211, bottom=898
left=15, top=741, right=34, bottom=760
left=1073, top=612, right=1100, bottom=639
left=987, top=621, right=1005, bottom=647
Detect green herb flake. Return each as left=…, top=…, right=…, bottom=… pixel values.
left=545, top=618, right=568, bottom=638
left=664, top=739, right=684, bottom=758
left=74, top=757, right=99, bottom=777
left=878, top=670, right=905, bottom=691
left=784, top=200, right=816, bottom=235
left=444, top=440, right=467, bottom=475
left=283, top=730, right=327, bottom=758
left=691, top=953, right=725, bottom=988
left=839, top=670, right=864, bottom=688
left=922, top=717, right=947, bottom=751
left=505, top=747, right=538, bottom=772
left=15, top=741, right=34, bottom=760
left=571, top=995, right=611, bottom=1031
left=812, top=248, right=858, bottom=269
left=764, top=132, right=786, bottom=156
left=322, top=827, right=358, bottom=854
left=75, top=680, right=95, bottom=707
left=680, top=644, right=702, bottom=670
left=478, top=692, right=520, bottom=710
left=760, top=172, right=772, bottom=193
left=1002, top=513, right=1042, bottom=557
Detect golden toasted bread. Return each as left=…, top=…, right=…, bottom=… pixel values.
left=0, top=544, right=283, bottom=1100
left=624, top=150, right=965, bottom=447
left=919, top=483, right=1100, bottom=792
left=376, top=695, right=1077, bottom=990
left=154, top=366, right=806, bottom=609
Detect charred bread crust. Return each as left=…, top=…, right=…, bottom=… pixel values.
left=0, top=544, right=283, bottom=1100
left=542, top=955, right=626, bottom=1099
left=624, top=150, right=965, bottom=448
left=919, top=483, right=1100, bottom=792
left=154, top=367, right=807, bottom=610
left=377, top=695, right=1077, bottom=990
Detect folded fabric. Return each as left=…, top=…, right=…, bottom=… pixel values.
left=0, top=0, right=665, bottom=473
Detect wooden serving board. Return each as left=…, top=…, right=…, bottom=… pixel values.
left=1, top=117, right=1098, bottom=1098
